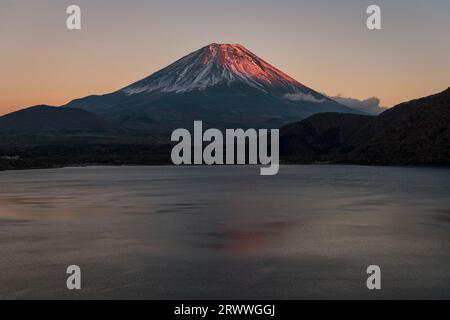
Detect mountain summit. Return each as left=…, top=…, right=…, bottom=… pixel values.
left=65, top=43, right=361, bottom=134
left=123, top=43, right=319, bottom=96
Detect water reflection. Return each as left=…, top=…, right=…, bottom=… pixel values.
left=0, top=165, right=449, bottom=299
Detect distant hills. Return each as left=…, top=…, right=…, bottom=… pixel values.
left=0, top=44, right=448, bottom=169
left=0, top=44, right=364, bottom=139
left=0, top=88, right=448, bottom=169
left=280, top=87, right=450, bottom=165
left=0, top=105, right=115, bottom=134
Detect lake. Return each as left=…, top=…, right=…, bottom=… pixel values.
left=0, top=165, right=449, bottom=299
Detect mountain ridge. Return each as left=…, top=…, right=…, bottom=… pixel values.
left=280, top=87, right=450, bottom=165
left=0, top=87, right=448, bottom=170
left=0, top=105, right=116, bottom=134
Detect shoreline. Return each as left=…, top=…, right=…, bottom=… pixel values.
left=2, top=161, right=450, bottom=173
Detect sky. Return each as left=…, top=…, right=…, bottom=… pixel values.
left=0, top=0, right=449, bottom=115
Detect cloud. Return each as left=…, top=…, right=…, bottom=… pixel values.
left=329, top=95, right=386, bottom=115
left=284, top=92, right=326, bottom=104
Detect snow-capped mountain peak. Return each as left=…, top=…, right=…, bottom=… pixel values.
left=122, top=43, right=312, bottom=95
left=64, top=43, right=362, bottom=134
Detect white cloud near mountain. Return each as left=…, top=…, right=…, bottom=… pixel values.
left=329, top=95, right=386, bottom=115
left=284, top=92, right=326, bottom=104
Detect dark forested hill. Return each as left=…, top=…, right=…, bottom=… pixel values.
left=0, top=105, right=116, bottom=134
left=280, top=88, right=450, bottom=165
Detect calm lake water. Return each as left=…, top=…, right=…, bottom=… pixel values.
left=0, top=165, right=449, bottom=299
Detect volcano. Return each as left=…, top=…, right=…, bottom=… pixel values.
left=64, top=43, right=361, bottom=135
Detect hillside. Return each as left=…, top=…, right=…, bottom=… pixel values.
left=280, top=88, right=450, bottom=165
left=0, top=105, right=116, bottom=134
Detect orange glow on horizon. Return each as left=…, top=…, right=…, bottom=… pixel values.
left=1, top=1, right=449, bottom=115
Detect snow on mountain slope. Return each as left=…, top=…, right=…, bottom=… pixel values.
left=122, top=43, right=326, bottom=101
left=64, top=43, right=362, bottom=134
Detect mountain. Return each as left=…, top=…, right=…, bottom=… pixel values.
left=1, top=88, right=449, bottom=170
left=0, top=105, right=116, bottom=134
left=280, top=87, right=450, bottom=165
left=280, top=113, right=374, bottom=162
left=64, top=43, right=361, bottom=135
left=0, top=106, right=170, bottom=170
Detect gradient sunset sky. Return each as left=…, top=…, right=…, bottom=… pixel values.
left=1, top=0, right=449, bottom=115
